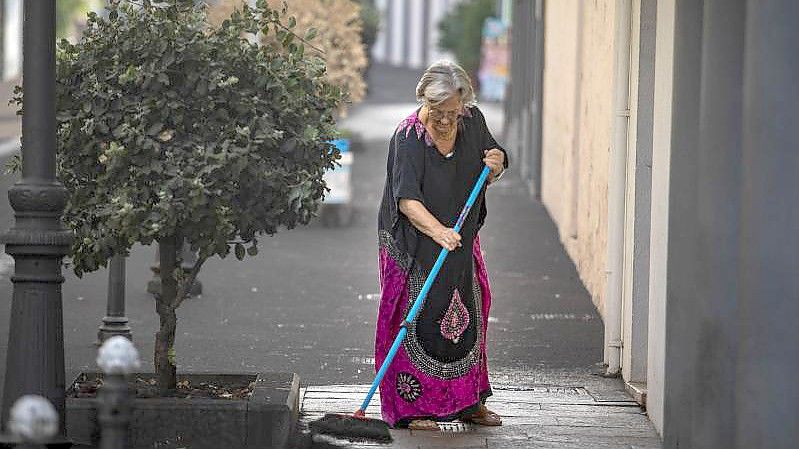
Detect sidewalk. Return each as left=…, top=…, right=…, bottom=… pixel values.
left=298, top=382, right=658, bottom=448
left=291, top=160, right=662, bottom=447
left=290, top=63, right=663, bottom=448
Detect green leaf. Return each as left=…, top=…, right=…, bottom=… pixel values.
left=167, top=346, right=176, bottom=365
left=302, top=125, right=319, bottom=141
left=305, top=27, right=318, bottom=41
left=234, top=243, right=245, bottom=260
left=247, top=245, right=258, bottom=256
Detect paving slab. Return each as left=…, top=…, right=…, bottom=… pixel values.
left=296, top=381, right=660, bottom=449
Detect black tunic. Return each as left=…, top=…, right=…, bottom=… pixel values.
left=378, top=105, right=508, bottom=364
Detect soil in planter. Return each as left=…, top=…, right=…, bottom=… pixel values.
left=68, top=373, right=255, bottom=400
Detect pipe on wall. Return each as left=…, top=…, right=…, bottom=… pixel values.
left=603, top=0, right=632, bottom=376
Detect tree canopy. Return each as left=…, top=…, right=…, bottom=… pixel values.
left=46, top=0, right=343, bottom=276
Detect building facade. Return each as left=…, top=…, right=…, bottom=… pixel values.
left=370, top=0, right=464, bottom=69
left=505, top=0, right=799, bottom=447
left=1, top=0, right=22, bottom=81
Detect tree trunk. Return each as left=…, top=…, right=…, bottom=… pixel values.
left=154, top=235, right=178, bottom=394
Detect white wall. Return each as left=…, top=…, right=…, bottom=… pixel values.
left=407, top=0, right=425, bottom=68
left=4, top=0, right=23, bottom=80
left=646, top=0, right=676, bottom=436
left=389, top=0, right=404, bottom=66
left=373, top=0, right=388, bottom=62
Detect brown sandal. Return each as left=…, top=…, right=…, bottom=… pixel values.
left=408, top=419, right=440, bottom=431
left=460, top=405, right=503, bottom=426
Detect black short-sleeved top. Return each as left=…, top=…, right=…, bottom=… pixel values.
left=378, top=105, right=509, bottom=274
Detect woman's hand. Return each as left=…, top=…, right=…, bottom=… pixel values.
left=399, top=199, right=462, bottom=250
left=433, top=226, right=462, bottom=251
left=483, top=148, right=505, bottom=182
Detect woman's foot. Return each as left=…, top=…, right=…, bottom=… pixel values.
left=460, top=404, right=502, bottom=426
left=408, top=419, right=440, bottom=431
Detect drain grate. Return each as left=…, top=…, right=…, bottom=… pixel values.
left=529, top=313, right=597, bottom=321
left=436, top=422, right=474, bottom=433
left=495, top=385, right=590, bottom=395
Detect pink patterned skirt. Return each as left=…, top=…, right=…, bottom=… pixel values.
left=375, top=232, right=493, bottom=427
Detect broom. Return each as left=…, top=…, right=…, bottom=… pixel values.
left=309, top=165, right=492, bottom=443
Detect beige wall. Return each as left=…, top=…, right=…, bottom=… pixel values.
left=541, top=0, right=617, bottom=316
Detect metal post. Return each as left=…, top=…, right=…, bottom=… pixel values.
left=0, top=3, right=72, bottom=447
left=147, top=241, right=201, bottom=298
left=97, top=254, right=132, bottom=344
left=97, top=375, right=130, bottom=449
left=96, top=336, right=140, bottom=449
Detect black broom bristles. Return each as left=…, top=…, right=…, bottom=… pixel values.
left=309, top=413, right=392, bottom=443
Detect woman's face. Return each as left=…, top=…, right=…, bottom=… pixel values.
left=427, top=95, right=463, bottom=135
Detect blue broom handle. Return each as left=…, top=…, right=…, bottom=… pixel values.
left=359, top=165, right=491, bottom=413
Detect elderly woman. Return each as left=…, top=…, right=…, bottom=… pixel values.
left=375, top=60, right=508, bottom=430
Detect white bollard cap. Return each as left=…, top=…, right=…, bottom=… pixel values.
left=97, top=335, right=141, bottom=375
left=8, top=395, right=58, bottom=442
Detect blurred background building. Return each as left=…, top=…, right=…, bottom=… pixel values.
left=0, top=0, right=110, bottom=83
left=0, top=0, right=22, bottom=81
left=371, top=0, right=459, bottom=69
left=371, top=0, right=510, bottom=103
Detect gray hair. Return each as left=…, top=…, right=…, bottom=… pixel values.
left=415, top=60, right=477, bottom=107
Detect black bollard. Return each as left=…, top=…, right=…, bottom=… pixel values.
left=96, top=336, right=140, bottom=449
left=97, top=374, right=130, bottom=449
left=97, top=254, right=133, bottom=344
left=6, top=395, right=58, bottom=449
left=147, top=241, right=202, bottom=297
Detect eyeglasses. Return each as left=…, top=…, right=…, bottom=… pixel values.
left=427, top=105, right=463, bottom=122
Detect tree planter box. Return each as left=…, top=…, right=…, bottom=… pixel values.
left=66, top=372, right=300, bottom=449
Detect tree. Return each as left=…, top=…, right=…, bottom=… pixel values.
left=210, top=0, right=367, bottom=112
left=355, top=0, right=380, bottom=65
left=43, top=0, right=342, bottom=393
left=438, top=0, right=496, bottom=83
left=56, top=0, right=96, bottom=39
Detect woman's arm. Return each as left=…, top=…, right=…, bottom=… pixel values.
left=399, top=199, right=462, bottom=251
left=474, top=107, right=509, bottom=184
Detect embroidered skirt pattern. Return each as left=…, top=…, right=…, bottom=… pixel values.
left=375, top=231, right=493, bottom=427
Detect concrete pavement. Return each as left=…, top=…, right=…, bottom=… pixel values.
left=298, top=384, right=658, bottom=449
